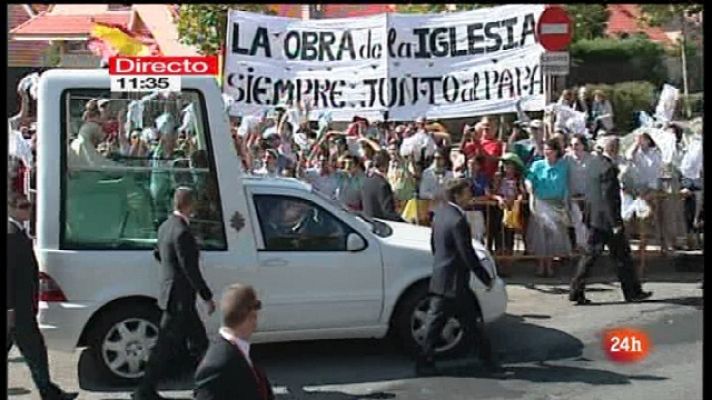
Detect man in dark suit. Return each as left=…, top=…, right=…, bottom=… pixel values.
left=417, top=179, right=511, bottom=378
left=133, top=187, right=217, bottom=400
left=195, top=283, right=274, bottom=400
left=7, top=192, right=78, bottom=400
left=362, top=151, right=403, bottom=222
left=569, top=136, right=653, bottom=305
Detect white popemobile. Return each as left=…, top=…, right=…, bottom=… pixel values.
left=33, top=69, right=507, bottom=383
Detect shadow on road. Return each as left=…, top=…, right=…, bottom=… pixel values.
left=578, top=296, right=703, bottom=309
left=78, top=312, right=585, bottom=398
left=77, top=349, right=195, bottom=392
left=521, top=284, right=614, bottom=296
left=487, top=315, right=584, bottom=364
left=7, top=387, right=32, bottom=396
left=502, top=257, right=703, bottom=286
left=277, top=391, right=396, bottom=400
left=445, top=360, right=668, bottom=385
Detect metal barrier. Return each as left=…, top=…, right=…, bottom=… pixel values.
left=399, top=193, right=702, bottom=276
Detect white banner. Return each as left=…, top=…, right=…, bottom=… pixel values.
left=224, top=5, right=546, bottom=121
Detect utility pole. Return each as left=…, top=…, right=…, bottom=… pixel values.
left=680, top=10, right=691, bottom=118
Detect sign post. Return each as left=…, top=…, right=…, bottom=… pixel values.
left=537, top=6, right=573, bottom=108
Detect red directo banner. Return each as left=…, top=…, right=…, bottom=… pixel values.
left=109, top=56, right=219, bottom=75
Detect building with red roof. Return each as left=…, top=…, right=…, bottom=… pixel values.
left=8, top=4, right=52, bottom=67
left=9, top=4, right=196, bottom=68
left=605, top=4, right=674, bottom=46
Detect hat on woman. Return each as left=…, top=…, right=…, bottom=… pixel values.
left=500, top=152, right=526, bottom=171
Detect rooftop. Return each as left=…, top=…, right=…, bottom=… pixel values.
left=605, top=4, right=673, bottom=45
left=10, top=11, right=132, bottom=39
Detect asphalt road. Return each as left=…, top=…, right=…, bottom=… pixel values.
left=8, top=280, right=703, bottom=400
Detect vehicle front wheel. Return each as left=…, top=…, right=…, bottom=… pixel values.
left=86, top=303, right=161, bottom=385
left=394, top=284, right=474, bottom=359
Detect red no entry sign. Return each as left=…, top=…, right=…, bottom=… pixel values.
left=537, top=6, right=573, bottom=52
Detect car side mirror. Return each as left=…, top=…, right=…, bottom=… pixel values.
left=346, top=233, right=366, bottom=252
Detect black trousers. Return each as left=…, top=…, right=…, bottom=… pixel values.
left=420, top=293, right=495, bottom=364
left=7, top=305, right=60, bottom=396
left=136, top=302, right=208, bottom=393
left=570, top=227, right=643, bottom=300
left=486, top=205, right=502, bottom=253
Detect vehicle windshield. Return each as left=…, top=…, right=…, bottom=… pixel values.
left=311, top=189, right=393, bottom=238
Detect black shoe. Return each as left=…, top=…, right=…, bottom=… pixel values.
left=569, top=291, right=591, bottom=305
left=575, top=297, right=592, bottom=305
left=626, top=291, right=653, bottom=303
left=41, top=388, right=78, bottom=400
left=415, top=358, right=439, bottom=377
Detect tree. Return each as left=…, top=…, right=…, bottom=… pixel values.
left=564, top=5, right=610, bottom=42
left=176, top=4, right=276, bottom=56
left=396, top=4, right=492, bottom=13
left=397, top=4, right=610, bottom=43
left=639, top=4, right=704, bottom=117
left=639, top=4, right=703, bottom=27
left=42, top=42, right=62, bottom=67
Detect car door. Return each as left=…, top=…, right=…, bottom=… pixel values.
left=246, top=187, right=383, bottom=331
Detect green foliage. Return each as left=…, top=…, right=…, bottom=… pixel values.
left=583, top=81, right=657, bottom=133
left=569, top=37, right=667, bottom=86
left=396, top=4, right=491, bottom=13
left=639, top=4, right=703, bottom=27
left=571, top=36, right=665, bottom=60
left=679, top=92, right=704, bottom=117
left=563, top=5, right=610, bottom=42
left=43, top=42, right=62, bottom=67
left=176, top=4, right=275, bottom=56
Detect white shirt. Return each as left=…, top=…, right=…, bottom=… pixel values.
left=304, top=168, right=339, bottom=199
left=400, top=131, right=437, bottom=162
left=173, top=210, right=190, bottom=225
left=564, top=152, right=594, bottom=197
left=8, top=126, right=33, bottom=167
left=680, top=137, right=703, bottom=180
left=631, top=148, right=662, bottom=190
left=8, top=217, right=24, bottom=232
left=448, top=201, right=466, bottom=216
left=419, top=167, right=454, bottom=200
left=238, top=116, right=261, bottom=138
left=253, top=167, right=279, bottom=178
left=219, top=327, right=252, bottom=367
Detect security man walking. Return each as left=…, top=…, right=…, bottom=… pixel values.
left=7, top=192, right=78, bottom=400
left=569, top=136, right=653, bottom=305
left=133, top=187, right=216, bottom=400
left=417, top=179, right=511, bottom=378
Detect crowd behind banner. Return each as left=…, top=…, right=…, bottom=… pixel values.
left=227, top=82, right=703, bottom=274
left=8, top=71, right=704, bottom=276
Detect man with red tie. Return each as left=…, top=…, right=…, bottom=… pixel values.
left=194, top=283, right=274, bottom=400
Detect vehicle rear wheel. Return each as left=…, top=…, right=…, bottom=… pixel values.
left=394, top=284, right=473, bottom=359
left=86, top=303, right=161, bottom=385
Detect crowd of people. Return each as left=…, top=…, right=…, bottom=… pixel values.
left=5, top=72, right=703, bottom=399
left=8, top=74, right=705, bottom=277
left=225, top=88, right=703, bottom=276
